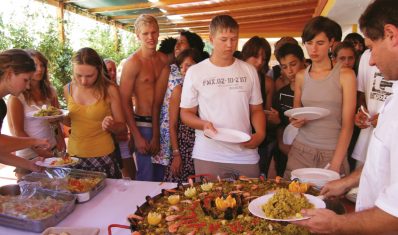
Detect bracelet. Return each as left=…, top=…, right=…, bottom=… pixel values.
left=172, top=149, right=180, bottom=155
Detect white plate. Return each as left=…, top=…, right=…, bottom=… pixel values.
left=291, top=168, right=340, bottom=187
left=204, top=128, right=251, bottom=143
left=283, top=124, right=298, bottom=145
left=27, top=109, right=68, bottom=120
left=248, top=193, right=326, bottom=221
left=36, top=157, right=79, bottom=168
left=284, top=107, right=330, bottom=120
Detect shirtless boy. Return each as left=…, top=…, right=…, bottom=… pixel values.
left=120, top=14, right=170, bottom=181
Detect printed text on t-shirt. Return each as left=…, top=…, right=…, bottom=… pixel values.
left=202, top=76, right=247, bottom=89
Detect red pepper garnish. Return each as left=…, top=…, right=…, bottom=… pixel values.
left=208, top=223, right=220, bottom=233
left=190, top=222, right=206, bottom=228
left=251, top=217, right=260, bottom=225
left=182, top=211, right=197, bottom=220
left=190, top=201, right=199, bottom=210
left=180, top=218, right=198, bottom=225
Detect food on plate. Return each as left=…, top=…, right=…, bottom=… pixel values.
left=50, top=154, right=76, bottom=166
left=0, top=195, right=66, bottom=220
left=288, top=181, right=309, bottom=193
left=129, top=178, right=312, bottom=234
left=23, top=175, right=102, bottom=193
left=67, top=177, right=102, bottom=193
left=33, top=105, right=62, bottom=117
left=262, top=188, right=314, bottom=219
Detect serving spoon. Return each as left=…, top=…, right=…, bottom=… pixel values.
left=360, top=105, right=371, bottom=119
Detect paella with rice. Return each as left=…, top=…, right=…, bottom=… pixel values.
left=128, top=176, right=315, bottom=235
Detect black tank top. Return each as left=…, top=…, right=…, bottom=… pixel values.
left=0, top=99, right=7, bottom=131
left=259, top=72, right=266, bottom=109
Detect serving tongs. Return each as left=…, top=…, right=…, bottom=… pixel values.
left=53, top=149, right=67, bottom=158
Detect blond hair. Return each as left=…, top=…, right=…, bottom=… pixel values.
left=209, top=15, right=239, bottom=36
left=72, top=47, right=112, bottom=100
left=134, top=14, right=159, bottom=34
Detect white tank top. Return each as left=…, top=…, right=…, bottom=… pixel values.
left=15, top=95, right=56, bottom=159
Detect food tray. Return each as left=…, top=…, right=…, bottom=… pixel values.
left=0, top=187, right=76, bottom=233
left=23, top=169, right=107, bottom=203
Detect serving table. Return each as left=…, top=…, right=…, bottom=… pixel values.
left=0, top=179, right=177, bottom=235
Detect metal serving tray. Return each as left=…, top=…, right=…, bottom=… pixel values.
left=23, top=169, right=106, bottom=203
left=0, top=186, right=76, bottom=233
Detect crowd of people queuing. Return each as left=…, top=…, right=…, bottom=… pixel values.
left=0, top=0, right=397, bottom=233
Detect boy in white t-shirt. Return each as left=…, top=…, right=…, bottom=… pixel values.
left=180, top=15, right=266, bottom=178
left=352, top=49, right=395, bottom=164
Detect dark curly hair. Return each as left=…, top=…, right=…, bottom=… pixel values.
left=180, top=31, right=205, bottom=52
left=158, top=37, right=177, bottom=54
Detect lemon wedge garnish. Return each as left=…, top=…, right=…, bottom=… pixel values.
left=168, top=195, right=180, bottom=205
left=147, top=212, right=162, bottom=225
left=200, top=182, right=214, bottom=192
left=184, top=187, right=197, bottom=198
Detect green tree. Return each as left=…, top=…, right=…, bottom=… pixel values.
left=84, top=25, right=138, bottom=63
left=1, top=0, right=137, bottom=106
left=6, top=22, right=34, bottom=49
left=0, top=16, right=10, bottom=50
left=37, top=25, right=73, bottom=107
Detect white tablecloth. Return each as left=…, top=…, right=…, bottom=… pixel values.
left=0, top=179, right=177, bottom=235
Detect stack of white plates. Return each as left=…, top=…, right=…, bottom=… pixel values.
left=291, top=168, right=340, bottom=188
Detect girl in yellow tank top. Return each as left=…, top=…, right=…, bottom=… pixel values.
left=63, top=48, right=127, bottom=178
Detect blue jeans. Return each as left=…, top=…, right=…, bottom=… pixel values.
left=135, top=126, right=166, bottom=181
left=135, top=126, right=153, bottom=181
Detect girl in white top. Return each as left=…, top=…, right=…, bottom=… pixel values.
left=0, top=49, right=50, bottom=172
left=8, top=50, right=65, bottom=177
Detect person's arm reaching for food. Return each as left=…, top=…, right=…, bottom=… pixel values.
left=0, top=152, right=42, bottom=172
left=0, top=134, right=49, bottom=155
left=321, top=166, right=362, bottom=198
left=294, top=205, right=398, bottom=235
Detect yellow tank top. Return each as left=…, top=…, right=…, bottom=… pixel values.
left=67, top=89, right=114, bottom=158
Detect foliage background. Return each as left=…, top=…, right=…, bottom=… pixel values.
left=0, top=0, right=139, bottom=106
